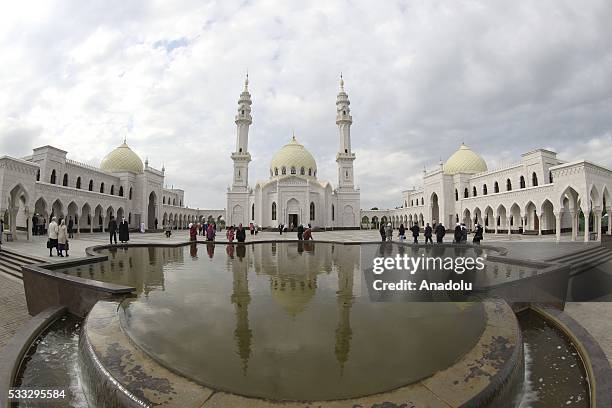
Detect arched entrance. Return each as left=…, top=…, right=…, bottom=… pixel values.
left=148, top=191, right=157, bottom=230
left=430, top=193, right=439, bottom=224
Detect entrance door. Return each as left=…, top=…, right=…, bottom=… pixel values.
left=289, top=214, right=298, bottom=229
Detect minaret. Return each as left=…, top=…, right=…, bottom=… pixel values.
left=231, top=74, right=252, bottom=191
left=336, top=74, right=355, bottom=190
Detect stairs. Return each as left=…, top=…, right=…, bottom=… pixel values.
left=547, top=245, right=612, bottom=276
left=0, top=249, right=46, bottom=280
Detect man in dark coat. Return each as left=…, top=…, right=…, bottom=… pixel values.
left=108, top=216, right=118, bottom=245
left=68, top=217, right=74, bottom=239
left=473, top=224, right=484, bottom=245
left=435, top=223, right=446, bottom=243
left=119, top=217, right=130, bottom=243
left=454, top=223, right=462, bottom=243
left=379, top=224, right=386, bottom=242
left=297, top=224, right=304, bottom=240
left=424, top=223, right=433, bottom=244
left=410, top=224, right=420, bottom=244
left=236, top=224, right=246, bottom=243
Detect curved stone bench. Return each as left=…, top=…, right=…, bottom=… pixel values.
left=79, top=299, right=522, bottom=408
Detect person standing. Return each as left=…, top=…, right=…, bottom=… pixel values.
left=47, top=217, right=59, bottom=256
left=424, top=223, right=433, bottom=244
left=435, top=223, right=446, bottom=243
left=32, top=214, right=38, bottom=236
left=119, top=217, right=130, bottom=243
left=226, top=225, right=235, bottom=242
left=279, top=223, right=283, bottom=235
left=473, top=224, right=484, bottom=245
left=304, top=224, right=313, bottom=240
left=206, top=223, right=216, bottom=241
left=410, top=223, right=420, bottom=244
left=385, top=223, right=393, bottom=242
left=454, top=223, right=462, bottom=243
left=68, top=216, right=74, bottom=239
left=189, top=223, right=198, bottom=241
left=461, top=223, right=468, bottom=243
left=379, top=223, right=386, bottom=242
left=108, top=216, right=118, bottom=245
left=398, top=223, right=406, bottom=242
left=58, top=219, right=68, bottom=257
left=236, top=224, right=246, bottom=243
left=155, top=218, right=159, bottom=230
left=0, top=219, right=4, bottom=246
left=297, top=224, right=305, bottom=240
left=249, top=223, right=254, bottom=235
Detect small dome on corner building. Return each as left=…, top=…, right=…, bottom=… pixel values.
left=444, top=144, right=487, bottom=175
left=100, top=142, right=144, bottom=174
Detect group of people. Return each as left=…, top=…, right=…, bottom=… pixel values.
left=296, top=224, right=313, bottom=240
left=379, top=221, right=484, bottom=245
left=224, top=224, right=247, bottom=243
left=46, top=217, right=69, bottom=257
left=186, top=222, right=219, bottom=241
left=107, top=216, right=130, bottom=245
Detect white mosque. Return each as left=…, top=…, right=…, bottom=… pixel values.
left=361, top=144, right=612, bottom=242
left=0, top=140, right=224, bottom=241
left=226, top=76, right=361, bottom=229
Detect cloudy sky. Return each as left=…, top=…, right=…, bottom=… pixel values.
left=2, top=0, right=612, bottom=210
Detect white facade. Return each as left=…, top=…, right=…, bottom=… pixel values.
left=0, top=145, right=224, bottom=240
left=362, top=147, right=612, bottom=242
left=226, top=76, right=361, bottom=229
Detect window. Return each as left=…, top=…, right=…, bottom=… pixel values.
left=472, top=186, right=477, bottom=197
left=129, top=213, right=131, bottom=224
left=455, top=189, right=459, bottom=201
left=332, top=204, right=335, bottom=221
left=314, top=170, right=316, bottom=177
left=464, top=188, right=469, bottom=198
left=308, top=168, right=312, bottom=176
left=483, top=184, right=488, bottom=195
left=119, top=186, right=124, bottom=197
left=163, top=197, right=166, bottom=204
left=310, top=202, right=315, bottom=221
left=239, top=148, right=242, bottom=152
left=549, top=171, right=553, bottom=184
left=50, top=170, right=56, bottom=184
left=180, top=200, right=182, bottom=206
left=300, top=167, right=305, bottom=175
left=251, top=204, right=255, bottom=220
left=76, top=177, right=81, bottom=189
left=129, top=187, right=133, bottom=200
left=411, top=200, right=414, bottom=206
left=36, top=169, right=40, bottom=181
left=520, top=176, right=525, bottom=189
left=494, top=181, right=499, bottom=193
left=62, top=174, right=68, bottom=186
left=100, top=182, right=105, bottom=193
left=173, top=198, right=176, bottom=206
left=282, top=167, right=286, bottom=175
left=89, top=180, right=93, bottom=191
left=272, top=202, right=277, bottom=220
left=241, top=110, right=245, bottom=115
left=291, top=166, right=296, bottom=175
left=421, top=198, right=424, bottom=205
left=506, top=179, right=512, bottom=191
left=532, top=172, right=538, bottom=187
left=110, top=185, right=115, bottom=195
left=274, top=168, right=278, bottom=176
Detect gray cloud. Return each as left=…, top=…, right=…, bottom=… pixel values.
left=1, top=0, right=612, bottom=210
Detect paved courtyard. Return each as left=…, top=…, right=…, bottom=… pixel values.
left=1, top=229, right=611, bottom=364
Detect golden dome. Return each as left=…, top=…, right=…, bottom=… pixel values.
left=444, top=144, right=487, bottom=175
left=100, top=142, right=144, bottom=174
left=270, top=136, right=317, bottom=179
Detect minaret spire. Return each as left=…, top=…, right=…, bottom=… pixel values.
left=230, top=75, right=253, bottom=192
left=336, top=75, right=355, bottom=190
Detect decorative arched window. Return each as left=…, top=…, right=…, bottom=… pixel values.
left=506, top=179, right=512, bottom=191
left=404, top=200, right=407, bottom=207
left=129, top=213, right=131, bottom=224
left=520, top=176, right=525, bottom=189
left=76, top=177, right=81, bottom=189
left=173, top=198, right=176, bottom=206
left=50, top=170, right=56, bottom=184
left=421, top=198, right=424, bottom=205
left=62, top=173, right=68, bottom=186
left=119, top=186, right=124, bottom=197
left=483, top=184, right=488, bottom=195
left=110, top=185, right=115, bottom=195
left=291, top=166, right=296, bottom=175
left=310, top=202, right=315, bottom=221
left=549, top=171, right=553, bottom=184
left=271, top=202, right=277, bottom=221
left=464, top=188, right=469, bottom=198
left=472, top=186, right=477, bottom=197
left=274, top=168, right=278, bottom=176
left=455, top=189, right=459, bottom=201
left=163, top=197, right=166, bottom=204
left=129, top=187, right=133, bottom=200
left=36, top=169, right=40, bottom=181
left=89, top=180, right=93, bottom=191
left=494, top=181, right=499, bottom=193
left=100, top=182, right=105, bottom=193
left=180, top=200, right=182, bottom=206
left=281, top=167, right=286, bottom=175
left=332, top=204, right=335, bottom=221
left=300, top=167, right=305, bottom=175
left=411, top=200, right=414, bottom=206
left=532, top=172, right=538, bottom=187
left=314, top=170, right=317, bottom=177
left=308, top=168, right=312, bottom=176
left=251, top=204, right=255, bottom=220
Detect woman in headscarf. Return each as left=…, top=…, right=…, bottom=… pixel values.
left=119, top=217, right=130, bottom=243
left=57, top=219, right=68, bottom=257
left=226, top=225, right=235, bottom=242
left=206, top=223, right=216, bottom=241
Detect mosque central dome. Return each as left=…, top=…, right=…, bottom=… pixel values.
left=270, top=136, right=317, bottom=179
left=100, top=141, right=144, bottom=174
left=444, top=144, right=487, bottom=175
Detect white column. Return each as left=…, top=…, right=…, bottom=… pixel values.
left=608, top=207, right=612, bottom=235
left=584, top=211, right=590, bottom=242
left=571, top=211, right=577, bottom=241
left=555, top=212, right=561, bottom=242
left=76, top=212, right=81, bottom=235
left=507, top=217, right=512, bottom=235
left=596, top=213, right=602, bottom=242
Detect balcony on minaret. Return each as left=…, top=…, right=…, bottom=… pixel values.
left=336, top=151, right=356, bottom=161
left=231, top=151, right=252, bottom=162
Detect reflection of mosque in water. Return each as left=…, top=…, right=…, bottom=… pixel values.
left=226, top=242, right=360, bottom=372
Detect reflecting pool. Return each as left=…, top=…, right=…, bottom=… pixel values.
left=58, top=243, right=487, bottom=400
